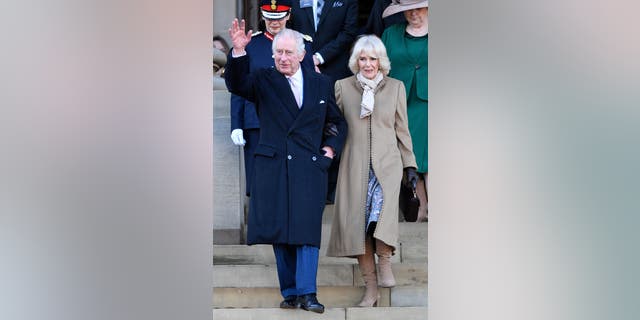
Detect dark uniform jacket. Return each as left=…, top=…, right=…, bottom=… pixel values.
left=225, top=53, right=347, bottom=247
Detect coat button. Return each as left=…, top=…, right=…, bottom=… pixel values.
left=312, top=156, right=317, bottom=161
left=287, top=155, right=292, bottom=160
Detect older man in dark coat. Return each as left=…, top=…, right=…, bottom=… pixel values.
left=225, top=18, right=347, bottom=313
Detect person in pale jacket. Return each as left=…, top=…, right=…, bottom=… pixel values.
left=326, top=35, right=418, bottom=307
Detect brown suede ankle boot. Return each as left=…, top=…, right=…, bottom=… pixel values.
left=375, top=239, right=396, bottom=288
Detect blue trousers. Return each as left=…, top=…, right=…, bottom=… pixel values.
left=272, top=244, right=319, bottom=298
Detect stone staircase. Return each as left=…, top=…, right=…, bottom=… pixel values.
left=213, top=208, right=428, bottom=320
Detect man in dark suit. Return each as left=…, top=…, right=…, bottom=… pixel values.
left=225, top=18, right=347, bottom=314
left=290, top=0, right=358, bottom=84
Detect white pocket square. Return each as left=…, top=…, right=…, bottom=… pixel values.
left=319, top=100, right=326, bottom=104
left=333, top=1, right=343, bottom=7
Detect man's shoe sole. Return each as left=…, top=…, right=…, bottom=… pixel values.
left=279, top=300, right=300, bottom=309
left=301, top=305, right=324, bottom=313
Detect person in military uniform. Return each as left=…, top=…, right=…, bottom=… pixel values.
left=229, top=0, right=314, bottom=196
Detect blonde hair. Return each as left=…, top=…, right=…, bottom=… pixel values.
left=348, top=35, right=391, bottom=75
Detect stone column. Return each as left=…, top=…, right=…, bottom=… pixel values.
left=213, top=89, right=245, bottom=244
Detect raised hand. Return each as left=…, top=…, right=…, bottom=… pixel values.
left=228, top=18, right=253, bottom=55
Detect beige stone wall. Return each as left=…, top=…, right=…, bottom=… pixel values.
left=213, top=1, right=244, bottom=244
left=212, top=0, right=236, bottom=49
left=214, top=0, right=261, bottom=46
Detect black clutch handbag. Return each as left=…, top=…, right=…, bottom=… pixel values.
left=399, top=183, right=420, bottom=222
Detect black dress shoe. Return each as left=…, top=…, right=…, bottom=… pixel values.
left=298, top=293, right=324, bottom=313
left=279, top=295, right=299, bottom=309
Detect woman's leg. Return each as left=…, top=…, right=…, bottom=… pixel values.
left=375, top=239, right=396, bottom=287
left=356, top=236, right=379, bottom=307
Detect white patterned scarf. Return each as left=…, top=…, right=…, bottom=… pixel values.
left=356, top=71, right=384, bottom=119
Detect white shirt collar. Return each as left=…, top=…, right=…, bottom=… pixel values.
left=287, top=67, right=303, bottom=85
left=286, top=67, right=303, bottom=90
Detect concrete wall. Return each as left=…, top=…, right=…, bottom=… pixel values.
left=213, top=1, right=245, bottom=244
left=214, top=0, right=261, bottom=47
left=213, top=89, right=244, bottom=244
left=213, top=0, right=237, bottom=50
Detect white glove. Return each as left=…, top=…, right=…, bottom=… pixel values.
left=230, top=129, right=246, bottom=146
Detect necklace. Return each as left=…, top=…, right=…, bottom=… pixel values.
left=406, top=26, right=428, bottom=37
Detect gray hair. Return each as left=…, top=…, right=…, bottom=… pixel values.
left=348, top=35, right=391, bottom=75
left=272, top=28, right=306, bottom=55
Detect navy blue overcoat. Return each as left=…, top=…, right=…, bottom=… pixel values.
left=225, top=54, right=347, bottom=248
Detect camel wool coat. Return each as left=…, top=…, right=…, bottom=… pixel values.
left=326, top=75, right=417, bottom=257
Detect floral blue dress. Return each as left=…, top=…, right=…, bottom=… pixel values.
left=365, top=168, right=384, bottom=232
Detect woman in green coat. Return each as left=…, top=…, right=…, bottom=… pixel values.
left=382, top=0, right=429, bottom=222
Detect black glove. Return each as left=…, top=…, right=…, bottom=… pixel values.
left=402, top=167, right=418, bottom=189
left=323, top=122, right=339, bottom=137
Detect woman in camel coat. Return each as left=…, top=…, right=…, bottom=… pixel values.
left=326, top=35, right=417, bottom=307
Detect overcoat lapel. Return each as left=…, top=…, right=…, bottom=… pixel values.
left=290, top=68, right=317, bottom=130
left=300, top=68, right=317, bottom=113
left=303, top=5, right=315, bottom=34
left=271, top=72, right=301, bottom=119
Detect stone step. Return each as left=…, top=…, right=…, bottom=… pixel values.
left=213, top=243, right=427, bottom=265
left=213, top=262, right=427, bottom=288
left=213, top=244, right=362, bottom=265
left=227, top=222, right=427, bottom=264
left=241, top=222, right=427, bottom=247
left=214, top=286, right=391, bottom=308
left=213, top=285, right=427, bottom=308
left=346, top=306, right=427, bottom=320
left=212, top=307, right=428, bottom=320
